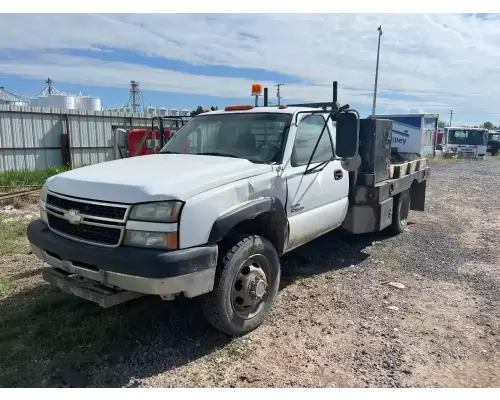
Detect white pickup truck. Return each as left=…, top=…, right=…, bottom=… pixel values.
left=28, top=85, right=429, bottom=336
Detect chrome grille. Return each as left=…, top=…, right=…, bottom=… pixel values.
left=47, top=194, right=127, bottom=221
left=45, top=193, right=130, bottom=247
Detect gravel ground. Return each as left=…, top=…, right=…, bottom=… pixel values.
left=1, top=157, right=499, bottom=387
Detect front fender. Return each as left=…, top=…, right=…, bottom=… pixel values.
left=208, top=197, right=288, bottom=254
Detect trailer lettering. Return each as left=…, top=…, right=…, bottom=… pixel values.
left=393, top=137, right=407, bottom=145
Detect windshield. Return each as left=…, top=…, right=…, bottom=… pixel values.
left=447, top=129, right=487, bottom=146
left=159, top=112, right=292, bottom=163
left=489, top=133, right=500, bottom=142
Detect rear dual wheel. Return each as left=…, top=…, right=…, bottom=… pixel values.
left=390, top=189, right=410, bottom=234
left=201, top=235, right=281, bottom=336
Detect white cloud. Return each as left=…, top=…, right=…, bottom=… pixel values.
left=0, top=13, right=499, bottom=124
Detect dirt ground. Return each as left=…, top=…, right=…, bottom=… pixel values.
left=0, top=158, right=499, bottom=388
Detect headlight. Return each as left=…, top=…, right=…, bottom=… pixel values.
left=40, top=183, right=48, bottom=203
left=124, top=230, right=178, bottom=250
left=129, top=201, right=183, bottom=223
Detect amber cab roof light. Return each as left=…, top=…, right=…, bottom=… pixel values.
left=251, top=84, right=263, bottom=96
left=224, top=105, right=255, bottom=111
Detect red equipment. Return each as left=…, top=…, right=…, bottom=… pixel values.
left=126, top=116, right=188, bottom=157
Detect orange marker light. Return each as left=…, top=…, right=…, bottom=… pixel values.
left=251, top=84, right=263, bottom=96
left=166, top=232, right=178, bottom=250
left=278, top=105, right=288, bottom=109
left=224, top=105, right=255, bottom=111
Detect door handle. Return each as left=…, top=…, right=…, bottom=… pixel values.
left=334, top=169, right=343, bottom=180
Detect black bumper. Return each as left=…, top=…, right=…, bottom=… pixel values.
left=27, top=220, right=217, bottom=279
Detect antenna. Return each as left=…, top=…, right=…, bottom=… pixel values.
left=129, top=80, right=141, bottom=113
left=275, top=83, right=284, bottom=106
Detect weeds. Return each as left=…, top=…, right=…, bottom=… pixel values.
left=0, top=166, right=68, bottom=188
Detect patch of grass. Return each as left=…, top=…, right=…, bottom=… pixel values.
left=0, top=277, right=12, bottom=297
left=0, top=215, right=30, bottom=257
left=0, top=166, right=68, bottom=187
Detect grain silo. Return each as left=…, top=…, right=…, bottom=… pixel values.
left=145, top=106, right=156, bottom=115
left=0, top=86, right=29, bottom=106
left=31, top=78, right=101, bottom=111
left=75, top=95, right=102, bottom=112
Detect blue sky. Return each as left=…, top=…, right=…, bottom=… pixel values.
left=1, top=13, right=500, bottom=125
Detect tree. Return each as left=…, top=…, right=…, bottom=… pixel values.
left=190, top=106, right=205, bottom=117
left=190, top=105, right=220, bottom=116
left=437, top=120, right=446, bottom=128
left=482, top=121, right=494, bottom=130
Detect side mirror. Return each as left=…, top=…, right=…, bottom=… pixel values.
left=335, top=112, right=359, bottom=158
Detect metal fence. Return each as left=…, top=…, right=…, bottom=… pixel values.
left=0, top=104, right=168, bottom=172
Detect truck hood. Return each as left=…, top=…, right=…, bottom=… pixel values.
left=47, top=154, right=273, bottom=203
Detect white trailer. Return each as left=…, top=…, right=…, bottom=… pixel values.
left=372, top=113, right=438, bottom=158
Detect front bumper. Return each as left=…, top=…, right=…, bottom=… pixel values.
left=28, top=220, right=217, bottom=299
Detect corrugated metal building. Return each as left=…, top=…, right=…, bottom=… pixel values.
left=0, top=104, right=160, bottom=172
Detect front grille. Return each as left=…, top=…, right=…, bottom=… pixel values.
left=47, top=194, right=126, bottom=220
left=45, top=193, right=129, bottom=247
left=48, top=214, right=122, bottom=246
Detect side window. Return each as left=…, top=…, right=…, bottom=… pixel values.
left=291, top=115, right=334, bottom=167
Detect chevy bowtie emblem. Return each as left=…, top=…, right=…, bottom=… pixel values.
left=64, top=209, right=83, bottom=225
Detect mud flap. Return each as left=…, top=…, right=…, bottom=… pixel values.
left=42, top=267, right=144, bottom=308
left=410, top=180, right=426, bottom=212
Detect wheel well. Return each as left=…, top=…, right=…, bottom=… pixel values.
left=221, top=211, right=286, bottom=255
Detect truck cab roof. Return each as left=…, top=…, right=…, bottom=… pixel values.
left=196, top=105, right=326, bottom=117
left=446, top=126, right=487, bottom=131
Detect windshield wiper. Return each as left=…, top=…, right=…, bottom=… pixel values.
left=198, top=152, right=240, bottom=159
left=161, top=151, right=181, bottom=154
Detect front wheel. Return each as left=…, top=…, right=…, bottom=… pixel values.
left=390, top=189, right=410, bottom=234
left=201, top=235, right=281, bottom=336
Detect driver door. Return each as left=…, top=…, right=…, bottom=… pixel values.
left=282, top=114, right=349, bottom=252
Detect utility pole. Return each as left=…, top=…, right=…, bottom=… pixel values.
left=275, top=83, right=284, bottom=106
left=449, top=110, right=454, bottom=127
left=371, top=25, right=383, bottom=116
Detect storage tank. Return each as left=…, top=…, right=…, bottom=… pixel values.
left=122, top=106, right=132, bottom=113
left=75, top=96, right=101, bottom=111
left=0, top=87, right=30, bottom=106
left=158, top=107, right=169, bottom=117
left=31, top=94, right=76, bottom=110
left=180, top=108, right=190, bottom=117
left=170, top=108, right=179, bottom=117
left=145, top=106, right=156, bottom=115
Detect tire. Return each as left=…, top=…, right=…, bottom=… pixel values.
left=390, top=189, right=410, bottom=234
left=201, top=234, right=281, bottom=336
